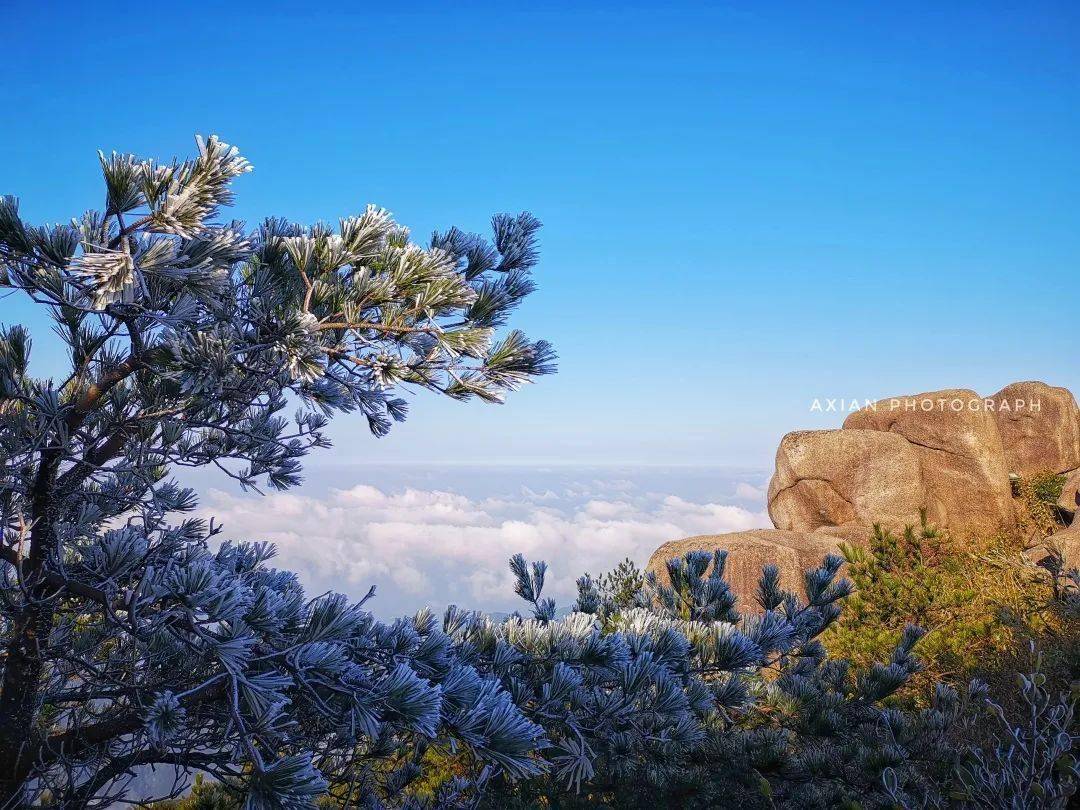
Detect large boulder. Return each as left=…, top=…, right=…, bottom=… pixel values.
left=645, top=529, right=844, bottom=609
left=990, top=381, right=1080, bottom=477
left=843, top=389, right=1015, bottom=538
left=767, top=429, right=926, bottom=535
left=645, top=380, right=1079, bottom=615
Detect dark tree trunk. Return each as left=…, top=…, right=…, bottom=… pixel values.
left=0, top=449, right=60, bottom=805
left=0, top=598, right=55, bottom=804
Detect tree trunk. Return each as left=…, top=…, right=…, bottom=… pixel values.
left=0, top=450, right=60, bottom=804
left=0, top=598, right=55, bottom=804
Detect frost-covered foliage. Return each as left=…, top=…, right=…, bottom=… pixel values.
left=285, top=548, right=875, bottom=806
left=476, top=552, right=951, bottom=809
left=0, top=135, right=553, bottom=807
left=947, top=646, right=1079, bottom=809
left=138, top=545, right=1066, bottom=810
left=132, top=548, right=998, bottom=810
left=477, top=554, right=1077, bottom=810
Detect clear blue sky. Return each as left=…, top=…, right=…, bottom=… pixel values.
left=5, top=0, right=1078, bottom=469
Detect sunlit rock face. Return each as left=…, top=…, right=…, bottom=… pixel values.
left=768, top=428, right=926, bottom=536
left=649, top=381, right=1080, bottom=607
left=989, top=381, right=1080, bottom=478
left=843, top=388, right=1015, bottom=539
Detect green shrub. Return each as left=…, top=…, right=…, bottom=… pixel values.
left=1015, top=471, right=1070, bottom=540
left=824, top=515, right=1079, bottom=704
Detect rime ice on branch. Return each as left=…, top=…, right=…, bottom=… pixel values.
left=0, top=135, right=553, bottom=806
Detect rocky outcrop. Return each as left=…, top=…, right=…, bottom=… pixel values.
left=1057, top=525, right=1080, bottom=567
left=767, top=429, right=925, bottom=535
left=646, top=380, right=1080, bottom=610
left=990, top=382, right=1080, bottom=477
left=842, top=389, right=1015, bottom=538
left=1023, top=524, right=1080, bottom=575
left=645, top=529, right=845, bottom=606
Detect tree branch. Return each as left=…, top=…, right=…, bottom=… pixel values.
left=38, top=678, right=227, bottom=767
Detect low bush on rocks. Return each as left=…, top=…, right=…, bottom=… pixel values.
left=824, top=513, right=1079, bottom=706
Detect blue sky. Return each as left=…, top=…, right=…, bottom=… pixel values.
left=5, top=0, right=1079, bottom=473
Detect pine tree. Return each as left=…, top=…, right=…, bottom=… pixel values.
left=0, top=135, right=553, bottom=807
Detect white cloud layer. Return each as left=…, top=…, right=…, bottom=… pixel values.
left=201, top=477, right=770, bottom=617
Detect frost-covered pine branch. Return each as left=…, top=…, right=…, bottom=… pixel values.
left=0, top=135, right=554, bottom=808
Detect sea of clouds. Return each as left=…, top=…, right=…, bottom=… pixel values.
left=197, top=465, right=772, bottom=617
